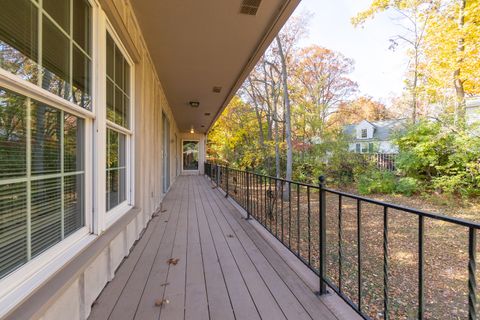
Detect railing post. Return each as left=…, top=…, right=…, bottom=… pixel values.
left=318, top=175, right=327, bottom=295
left=469, top=227, right=477, bottom=320
left=225, top=165, right=229, bottom=197
left=246, top=168, right=250, bottom=220
left=216, top=165, right=220, bottom=186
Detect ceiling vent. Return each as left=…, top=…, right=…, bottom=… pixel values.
left=213, top=86, right=222, bottom=93
left=240, top=0, right=262, bottom=16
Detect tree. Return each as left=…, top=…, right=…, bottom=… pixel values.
left=329, top=96, right=392, bottom=128
left=353, top=0, right=437, bottom=123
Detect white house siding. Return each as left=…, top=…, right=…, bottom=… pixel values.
left=9, top=1, right=182, bottom=319
left=348, top=141, right=398, bottom=154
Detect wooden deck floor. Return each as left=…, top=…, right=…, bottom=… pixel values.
left=88, top=175, right=342, bottom=320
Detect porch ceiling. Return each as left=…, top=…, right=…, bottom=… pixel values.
left=130, top=0, right=300, bottom=133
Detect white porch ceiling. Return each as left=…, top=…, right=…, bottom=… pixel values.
left=130, top=0, right=300, bottom=133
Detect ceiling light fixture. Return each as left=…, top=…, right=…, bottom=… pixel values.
left=189, top=101, right=200, bottom=108
left=190, top=128, right=195, bottom=134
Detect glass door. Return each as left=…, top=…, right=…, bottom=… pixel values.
left=182, top=141, right=199, bottom=171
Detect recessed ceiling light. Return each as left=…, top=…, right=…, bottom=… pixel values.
left=201, top=125, right=205, bottom=128
left=189, top=101, right=200, bottom=108
left=204, top=112, right=211, bottom=116
left=190, top=128, right=195, bottom=134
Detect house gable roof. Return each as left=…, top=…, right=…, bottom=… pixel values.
left=343, top=118, right=407, bottom=141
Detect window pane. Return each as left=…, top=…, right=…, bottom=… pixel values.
left=124, top=95, right=130, bottom=130
left=0, top=182, right=27, bottom=279
left=106, top=34, right=114, bottom=79
left=114, top=46, right=124, bottom=87
left=42, top=16, right=70, bottom=99
left=183, top=141, right=199, bottom=170
left=0, top=0, right=38, bottom=82
left=107, top=79, right=115, bottom=123
left=43, top=0, right=70, bottom=32
left=72, top=46, right=91, bottom=109
left=106, top=129, right=126, bottom=211
left=123, top=61, right=130, bottom=94
left=31, top=103, right=61, bottom=175
left=114, top=86, right=124, bottom=127
left=64, top=114, right=84, bottom=172
left=72, top=0, right=91, bottom=52
left=0, top=88, right=27, bottom=178
left=64, top=174, right=84, bottom=236
left=31, top=178, right=62, bottom=258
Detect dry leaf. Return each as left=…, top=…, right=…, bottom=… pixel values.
left=167, top=258, right=180, bottom=265
left=226, top=234, right=235, bottom=238
left=155, top=298, right=170, bottom=307
left=160, top=282, right=170, bottom=287
left=161, top=209, right=167, bottom=213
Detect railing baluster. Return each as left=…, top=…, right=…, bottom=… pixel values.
left=307, top=186, right=311, bottom=266
left=225, top=165, right=229, bottom=198
left=357, top=199, right=362, bottom=311
left=339, top=195, right=343, bottom=293
left=281, top=181, right=284, bottom=244
left=297, top=184, right=300, bottom=257
left=319, top=176, right=327, bottom=295
left=246, top=170, right=250, bottom=220
left=419, top=215, right=425, bottom=319
left=289, top=182, right=292, bottom=249
left=384, top=206, right=389, bottom=320
left=469, top=227, right=477, bottom=320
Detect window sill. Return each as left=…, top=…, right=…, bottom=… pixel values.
left=0, top=228, right=95, bottom=318
left=106, top=201, right=134, bottom=230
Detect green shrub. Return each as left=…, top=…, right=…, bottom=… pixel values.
left=357, top=170, right=396, bottom=195
left=395, top=177, right=419, bottom=196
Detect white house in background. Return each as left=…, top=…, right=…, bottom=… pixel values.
left=343, top=119, right=407, bottom=154
left=466, top=97, right=480, bottom=126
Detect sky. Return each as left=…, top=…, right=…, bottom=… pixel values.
left=295, top=0, right=410, bottom=102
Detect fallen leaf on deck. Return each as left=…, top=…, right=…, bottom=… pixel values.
left=226, top=234, right=235, bottom=238
left=161, top=209, right=167, bottom=213
left=167, top=258, right=180, bottom=265
left=160, top=282, right=170, bottom=287
left=155, top=299, right=170, bottom=307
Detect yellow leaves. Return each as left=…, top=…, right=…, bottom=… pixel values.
left=351, top=0, right=390, bottom=26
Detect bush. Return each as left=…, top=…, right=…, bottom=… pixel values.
left=357, top=170, right=396, bottom=195
left=395, top=177, right=420, bottom=196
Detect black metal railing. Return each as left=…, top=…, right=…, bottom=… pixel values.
left=204, top=162, right=480, bottom=320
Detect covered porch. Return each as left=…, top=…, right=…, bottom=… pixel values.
left=88, top=175, right=354, bottom=320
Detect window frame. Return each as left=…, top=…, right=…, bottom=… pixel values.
left=0, top=0, right=97, bottom=312
left=182, top=139, right=200, bottom=172
left=101, top=18, right=135, bottom=230
left=360, top=128, right=368, bottom=139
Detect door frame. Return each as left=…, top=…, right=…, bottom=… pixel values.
left=181, top=139, right=200, bottom=174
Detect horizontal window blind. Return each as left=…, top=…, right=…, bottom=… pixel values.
left=0, top=86, right=85, bottom=279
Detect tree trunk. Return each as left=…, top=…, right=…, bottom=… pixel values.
left=276, top=36, right=292, bottom=200
left=454, top=0, right=466, bottom=127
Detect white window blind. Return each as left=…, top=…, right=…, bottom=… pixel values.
left=0, top=87, right=85, bottom=279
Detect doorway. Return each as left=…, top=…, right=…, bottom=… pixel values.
left=182, top=140, right=199, bottom=172
left=162, top=113, right=170, bottom=193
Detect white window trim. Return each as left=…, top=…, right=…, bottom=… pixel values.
left=181, top=139, right=200, bottom=173
left=99, top=15, right=135, bottom=231
left=0, top=0, right=99, bottom=313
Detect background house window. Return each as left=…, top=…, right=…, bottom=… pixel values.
left=361, top=128, right=368, bottom=138
left=0, top=0, right=92, bottom=109
left=361, top=143, right=368, bottom=153
left=105, top=32, right=130, bottom=212
left=0, top=87, right=85, bottom=279
left=355, top=143, right=361, bottom=153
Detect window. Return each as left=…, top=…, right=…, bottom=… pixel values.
left=368, top=143, right=374, bottom=153
left=0, top=87, right=84, bottom=279
left=355, top=143, right=361, bottom=153
left=105, top=32, right=131, bottom=212
left=361, top=143, right=368, bottom=153
left=361, top=128, right=368, bottom=138
left=0, top=0, right=92, bottom=109
left=183, top=141, right=199, bottom=170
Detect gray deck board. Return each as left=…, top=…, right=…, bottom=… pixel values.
left=89, top=175, right=341, bottom=320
